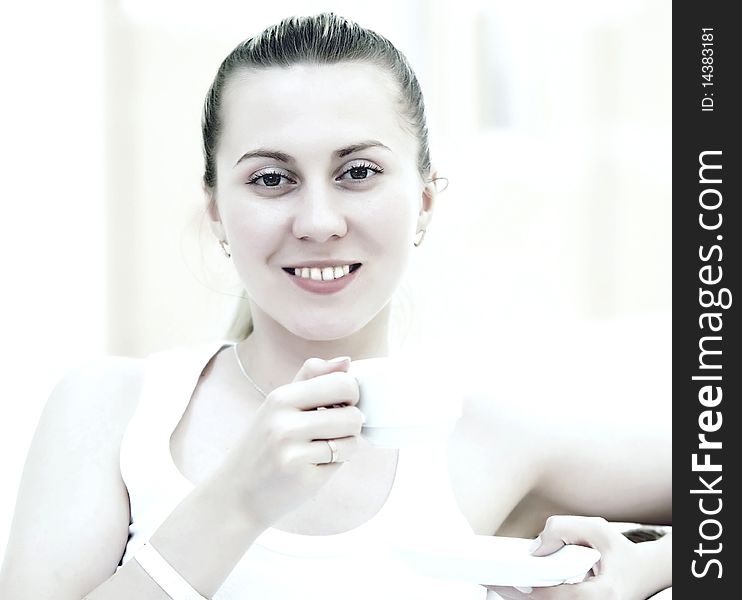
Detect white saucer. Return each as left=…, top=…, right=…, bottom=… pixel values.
left=390, top=534, right=601, bottom=587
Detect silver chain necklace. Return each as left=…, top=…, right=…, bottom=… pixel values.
left=233, top=343, right=267, bottom=398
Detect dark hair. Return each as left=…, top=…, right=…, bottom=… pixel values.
left=201, top=12, right=431, bottom=190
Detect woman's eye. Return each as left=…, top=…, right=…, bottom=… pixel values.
left=247, top=170, right=296, bottom=188
left=337, top=162, right=383, bottom=182
left=247, top=162, right=382, bottom=188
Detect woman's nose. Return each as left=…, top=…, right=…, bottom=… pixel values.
left=291, top=184, right=348, bottom=242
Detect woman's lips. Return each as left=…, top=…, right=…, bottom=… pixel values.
left=283, top=264, right=362, bottom=295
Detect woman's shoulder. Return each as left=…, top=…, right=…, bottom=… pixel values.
left=59, top=354, right=145, bottom=391
left=50, top=340, right=232, bottom=430
left=46, top=355, right=146, bottom=439
left=0, top=356, right=149, bottom=594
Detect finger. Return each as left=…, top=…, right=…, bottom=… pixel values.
left=527, top=576, right=604, bottom=599
left=532, top=516, right=613, bottom=557
left=273, top=371, right=360, bottom=410
left=307, top=436, right=359, bottom=465
left=292, top=356, right=351, bottom=382
left=299, top=405, right=365, bottom=439
left=514, top=587, right=533, bottom=595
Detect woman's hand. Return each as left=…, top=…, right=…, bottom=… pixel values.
left=211, top=356, right=364, bottom=529
left=488, top=516, right=670, bottom=600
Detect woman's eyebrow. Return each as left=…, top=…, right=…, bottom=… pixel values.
left=233, top=149, right=291, bottom=167
left=335, top=140, right=391, bottom=157
left=233, top=140, right=391, bottom=168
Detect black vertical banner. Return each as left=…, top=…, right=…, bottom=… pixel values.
left=674, top=3, right=739, bottom=595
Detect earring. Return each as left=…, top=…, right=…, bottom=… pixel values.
left=427, top=176, right=449, bottom=193
left=413, top=229, right=427, bottom=247
left=218, top=239, right=231, bottom=258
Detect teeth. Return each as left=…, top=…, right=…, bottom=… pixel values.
left=291, top=264, right=357, bottom=281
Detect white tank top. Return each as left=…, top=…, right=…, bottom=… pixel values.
left=118, top=341, right=486, bottom=599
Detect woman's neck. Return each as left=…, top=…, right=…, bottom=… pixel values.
left=236, top=303, right=392, bottom=395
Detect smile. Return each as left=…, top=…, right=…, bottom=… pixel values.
left=282, top=263, right=362, bottom=295
left=282, top=263, right=362, bottom=281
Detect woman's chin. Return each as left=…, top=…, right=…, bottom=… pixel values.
left=271, top=299, right=391, bottom=342
left=287, top=320, right=361, bottom=342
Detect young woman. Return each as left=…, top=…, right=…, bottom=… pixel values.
left=0, top=13, right=671, bottom=600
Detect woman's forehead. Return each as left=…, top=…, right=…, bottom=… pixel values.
left=218, top=62, right=415, bottom=162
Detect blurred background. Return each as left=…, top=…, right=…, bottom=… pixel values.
left=0, top=0, right=671, bottom=562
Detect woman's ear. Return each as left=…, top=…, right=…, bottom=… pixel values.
left=416, top=169, right=440, bottom=233
left=209, top=219, right=227, bottom=241
left=205, top=185, right=227, bottom=241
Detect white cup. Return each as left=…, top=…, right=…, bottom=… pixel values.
left=348, top=357, right=461, bottom=448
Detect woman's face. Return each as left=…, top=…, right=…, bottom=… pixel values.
left=210, top=62, right=432, bottom=341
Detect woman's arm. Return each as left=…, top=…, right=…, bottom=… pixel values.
left=532, top=415, right=672, bottom=526
left=1, top=354, right=364, bottom=599
left=0, top=358, right=265, bottom=600
left=85, top=473, right=265, bottom=599
left=463, top=320, right=672, bottom=527
left=88, top=356, right=364, bottom=598
left=464, top=372, right=671, bottom=526
left=0, top=359, right=142, bottom=598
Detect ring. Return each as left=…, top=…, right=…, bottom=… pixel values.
left=325, top=439, right=338, bottom=464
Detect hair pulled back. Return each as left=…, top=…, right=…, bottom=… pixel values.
left=201, top=12, right=431, bottom=190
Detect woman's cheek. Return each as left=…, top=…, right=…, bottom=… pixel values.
left=363, top=192, right=418, bottom=248
left=229, top=208, right=289, bottom=253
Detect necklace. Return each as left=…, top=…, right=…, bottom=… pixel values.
left=233, top=343, right=267, bottom=398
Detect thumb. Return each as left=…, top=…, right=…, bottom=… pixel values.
left=530, top=515, right=613, bottom=557
left=292, top=356, right=351, bottom=382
